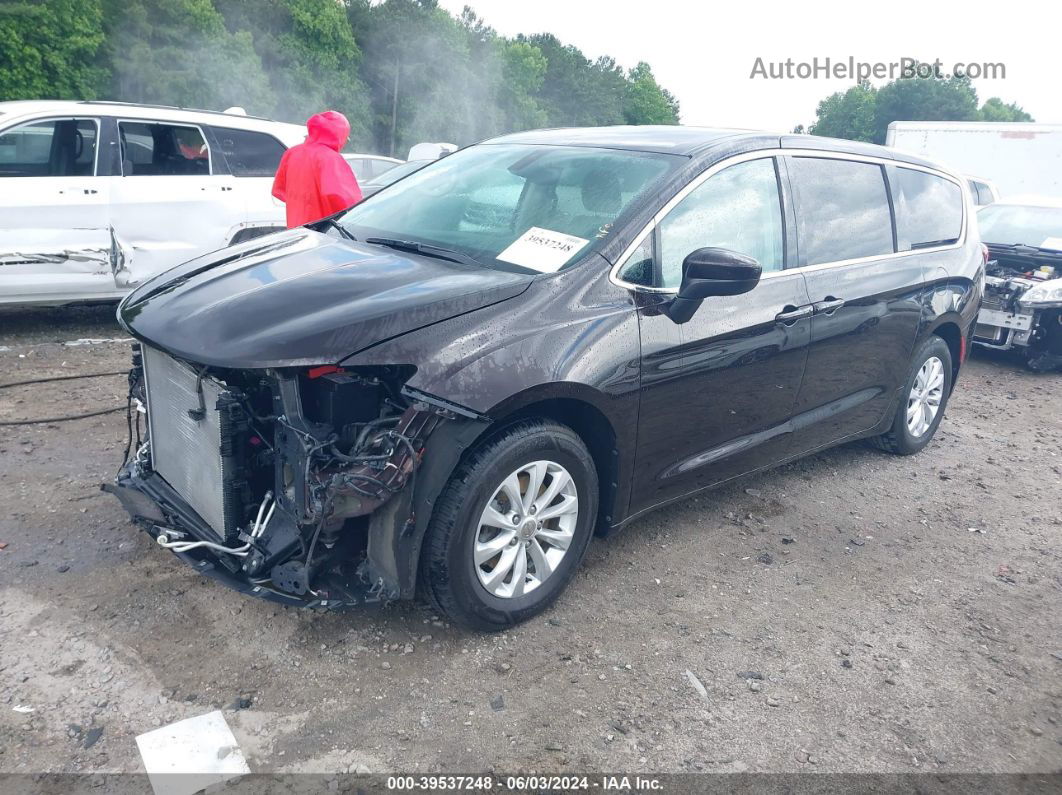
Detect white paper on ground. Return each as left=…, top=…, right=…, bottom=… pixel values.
left=496, top=227, right=590, bottom=272
left=1040, top=237, right=1062, bottom=251
left=135, top=710, right=250, bottom=795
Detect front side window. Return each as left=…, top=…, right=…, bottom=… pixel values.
left=119, top=121, right=210, bottom=176
left=894, top=167, right=963, bottom=250
left=657, top=157, right=784, bottom=289
left=340, top=143, right=682, bottom=273
left=210, top=127, right=285, bottom=177
left=788, top=157, right=894, bottom=265
left=0, top=118, right=98, bottom=177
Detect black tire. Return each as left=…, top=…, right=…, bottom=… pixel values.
left=419, top=420, right=598, bottom=631
left=872, top=335, right=953, bottom=455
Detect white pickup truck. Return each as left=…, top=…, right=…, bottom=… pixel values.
left=0, top=101, right=307, bottom=306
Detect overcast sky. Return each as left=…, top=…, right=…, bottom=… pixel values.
left=438, top=0, right=1056, bottom=131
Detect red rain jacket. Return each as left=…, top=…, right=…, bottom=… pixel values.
left=271, top=111, right=362, bottom=228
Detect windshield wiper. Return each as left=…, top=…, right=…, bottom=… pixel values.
left=364, top=237, right=480, bottom=266
left=323, top=218, right=357, bottom=242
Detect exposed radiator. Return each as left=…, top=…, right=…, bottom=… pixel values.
left=142, top=346, right=246, bottom=540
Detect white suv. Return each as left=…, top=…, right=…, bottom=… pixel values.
left=0, top=101, right=306, bottom=305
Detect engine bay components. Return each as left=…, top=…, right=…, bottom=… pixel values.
left=973, top=249, right=1062, bottom=371
left=109, top=343, right=485, bottom=605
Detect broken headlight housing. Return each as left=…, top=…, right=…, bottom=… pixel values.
left=1019, top=278, right=1062, bottom=308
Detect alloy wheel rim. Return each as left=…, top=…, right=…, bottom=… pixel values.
left=906, top=356, right=945, bottom=438
left=474, top=460, right=578, bottom=598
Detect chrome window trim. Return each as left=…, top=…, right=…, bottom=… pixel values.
left=116, top=117, right=214, bottom=177
left=0, top=115, right=102, bottom=178
left=609, top=147, right=968, bottom=295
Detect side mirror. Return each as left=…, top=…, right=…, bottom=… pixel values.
left=667, top=247, right=762, bottom=324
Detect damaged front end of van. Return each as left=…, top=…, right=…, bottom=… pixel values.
left=104, top=228, right=524, bottom=607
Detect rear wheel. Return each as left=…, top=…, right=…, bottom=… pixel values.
left=873, top=335, right=953, bottom=455
left=419, top=421, right=598, bottom=631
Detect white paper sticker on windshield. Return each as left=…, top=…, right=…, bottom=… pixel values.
left=496, top=227, right=590, bottom=272
left=1041, top=237, right=1062, bottom=251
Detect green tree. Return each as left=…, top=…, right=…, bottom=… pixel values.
left=0, top=0, right=106, bottom=101
left=498, top=40, right=548, bottom=132
left=100, top=0, right=274, bottom=114
left=807, top=65, right=1034, bottom=143
left=809, top=80, right=877, bottom=142
left=871, top=68, right=979, bottom=142
left=979, top=97, right=1033, bottom=122
left=623, top=61, right=679, bottom=125
left=217, top=0, right=368, bottom=137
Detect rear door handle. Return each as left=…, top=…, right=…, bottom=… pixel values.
left=775, top=304, right=814, bottom=325
left=813, top=297, right=845, bottom=315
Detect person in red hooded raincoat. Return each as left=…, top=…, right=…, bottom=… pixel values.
left=271, top=110, right=362, bottom=228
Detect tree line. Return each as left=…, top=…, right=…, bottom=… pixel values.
left=0, top=0, right=680, bottom=156
left=798, top=67, right=1034, bottom=144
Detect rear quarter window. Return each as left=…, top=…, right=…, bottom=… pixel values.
left=788, top=157, right=894, bottom=266
left=210, top=126, right=286, bottom=177
left=893, top=168, right=963, bottom=250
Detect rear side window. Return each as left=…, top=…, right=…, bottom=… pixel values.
left=0, top=118, right=98, bottom=177
left=788, top=157, right=894, bottom=265
left=119, top=121, right=210, bottom=176
left=894, top=168, right=963, bottom=250
left=211, top=127, right=285, bottom=177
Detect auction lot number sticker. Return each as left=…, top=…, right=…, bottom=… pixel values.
left=496, top=227, right=590, bottom=272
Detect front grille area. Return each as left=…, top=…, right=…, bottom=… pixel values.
left=142, top=347, right=246, bottom=540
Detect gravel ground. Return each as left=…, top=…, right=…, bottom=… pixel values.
left=1, top=304, right=1060, bottom=776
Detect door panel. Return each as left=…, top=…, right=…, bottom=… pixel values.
left=626, top=155, right=810, bottom=515
left=784, top=155, right=924, bottom=454
left=632, top=273, right=811, bottom=512
left=0, top=117, right=116, bottom=303
left=789, top=260, right=923, bottom=452
left=108, top=120, right=238, bottom=285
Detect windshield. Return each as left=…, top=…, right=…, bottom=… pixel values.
left=340, top=143, right=682, bottom=273
left=978, top=204, right=1062, bottom=250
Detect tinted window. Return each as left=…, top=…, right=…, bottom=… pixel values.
left=894, top=168, right=963, bottom=250
left=0, top=118, right=97, bottom=177
left=976, top=182, right=994, bottom=205
left=789, top=157, right=893, bottom=265
left=658, top=157, right=784, bottom=288
left=211, top=127, right=285, bottom=177
left=119, top=121, right=210, bottom=176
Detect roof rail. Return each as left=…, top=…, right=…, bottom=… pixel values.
left=76, top=100, right=280, bottom=123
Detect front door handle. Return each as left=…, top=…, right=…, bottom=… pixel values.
left=775, top=304, right=814, bottom=325
left=813, top=296, right=845, bottom=315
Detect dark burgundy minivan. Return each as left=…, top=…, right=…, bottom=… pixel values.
left=108, top=127, right=983, bottom=630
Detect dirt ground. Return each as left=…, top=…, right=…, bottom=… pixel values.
left=1, top=303, right=1059, bottom=777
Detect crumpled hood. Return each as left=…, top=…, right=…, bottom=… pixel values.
left=306, top=111, right=349, bottom=151
left=118, top=230, right=533, bottom=368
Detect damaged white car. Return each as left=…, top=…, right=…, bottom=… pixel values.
left=0, top=101, right=305, bottom=306
left=974, top=197, right=1062, bottom=371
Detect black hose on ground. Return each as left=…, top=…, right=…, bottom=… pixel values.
left=0, top=371, right=128, bottom=426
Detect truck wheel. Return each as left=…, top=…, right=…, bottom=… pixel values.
left=419, top=420, right=598, bottom=631
left=873, top=335, right=953, bottom=455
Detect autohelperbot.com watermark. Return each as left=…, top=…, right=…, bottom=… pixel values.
left=750, top=57, right=1006, bottom=81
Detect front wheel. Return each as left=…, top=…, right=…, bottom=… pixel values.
left=419, top=420, right=598, bottom=631
left=873, top=335, right=953, bottom=455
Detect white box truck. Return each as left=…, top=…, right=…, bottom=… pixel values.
left=886, top=121, right=1062, bottom=200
